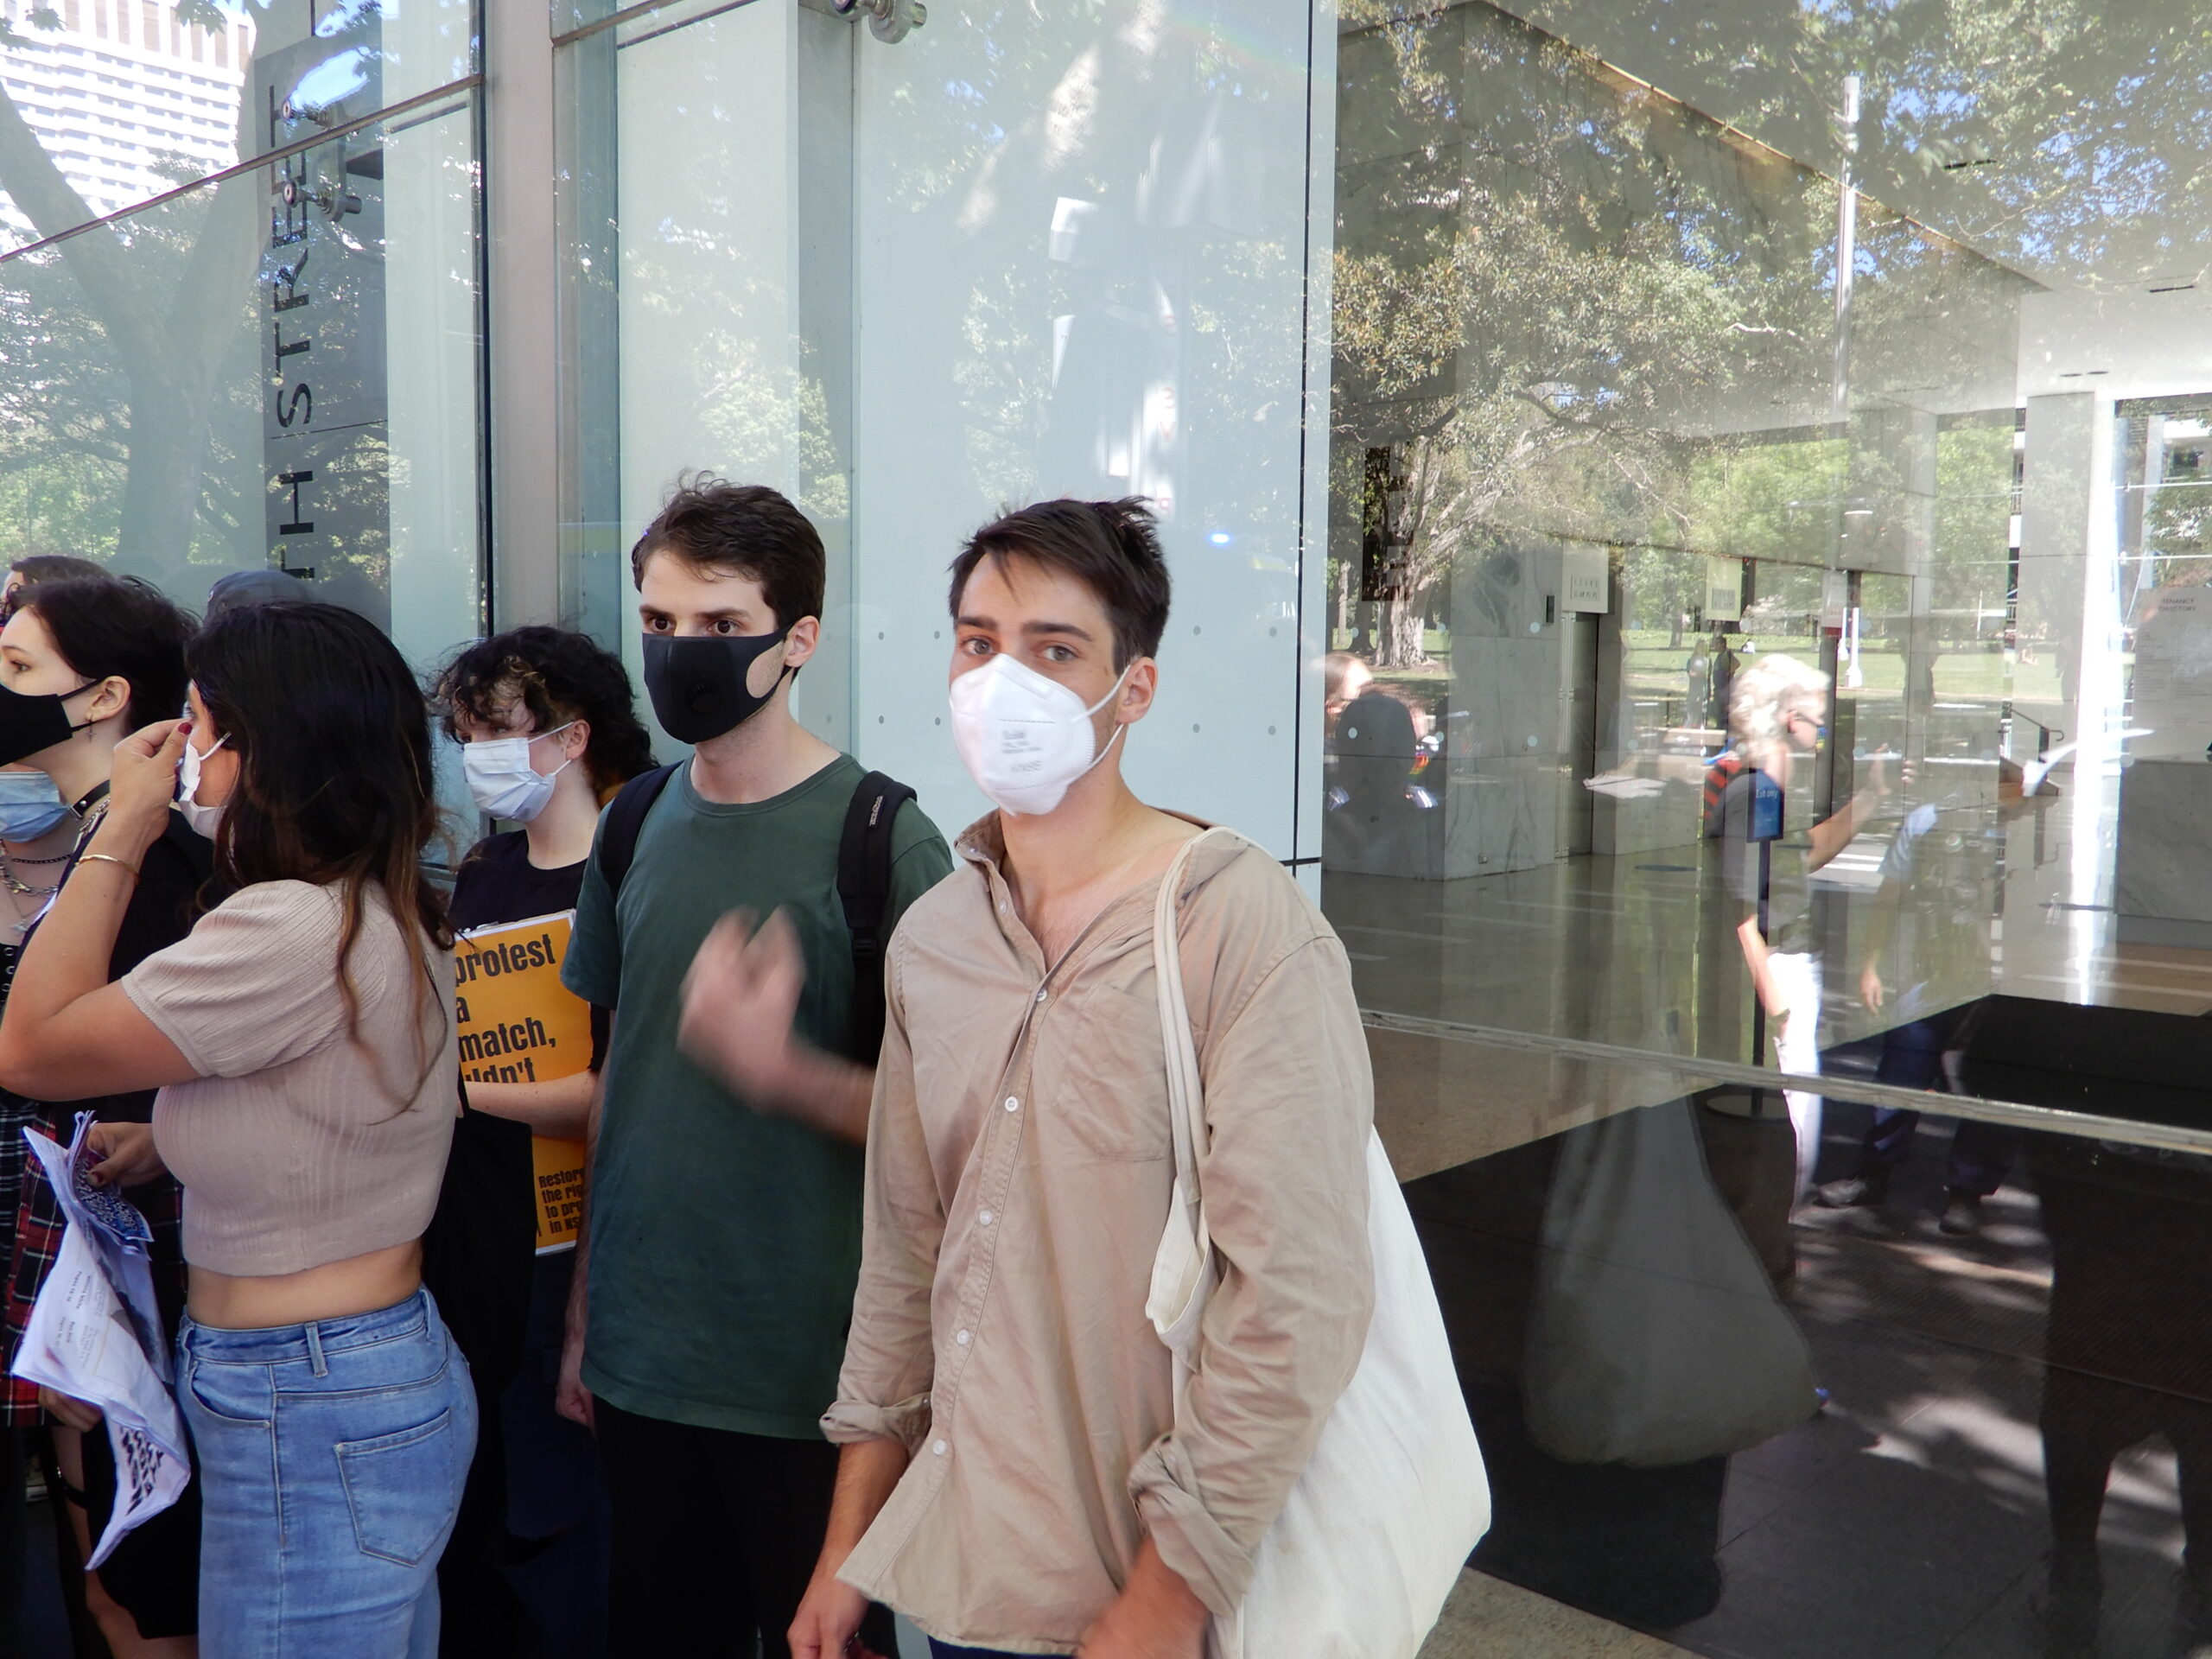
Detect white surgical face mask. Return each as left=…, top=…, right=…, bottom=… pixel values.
left=176, top=731, right=228, bottom=840
left=0, top=770, right=68, bottom=842
left=462, top=723, right=575, bottom=822
left=948, top=653, right=1128, bottom=817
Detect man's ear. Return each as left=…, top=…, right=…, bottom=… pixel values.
left=1116, top=658, right=1159, bottom=724
left=783, top=616, right=823, bottom=669
left=562, top=719, right=591, bottom=760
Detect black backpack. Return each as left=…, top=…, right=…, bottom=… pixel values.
left=598, top=764, right=917, bottom=1062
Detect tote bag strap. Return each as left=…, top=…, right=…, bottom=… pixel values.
left=1153, top=828, right=1235, bottom=1198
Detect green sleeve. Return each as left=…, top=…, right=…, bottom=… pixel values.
left=880, top=804, right=955, bottom=944
left=561, top=825, right=624, bottom=1011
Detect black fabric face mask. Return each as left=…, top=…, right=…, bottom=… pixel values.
left=0, top=679, right=98, bottom=767
left=641, top=629, right=791, bottom=745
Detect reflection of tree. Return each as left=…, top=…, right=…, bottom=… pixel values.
left=1503, top=0, right=2212, bottom=292
left=1332, top=0, right=2024, bottom=693
left=0, top=13, right=260, bottom=577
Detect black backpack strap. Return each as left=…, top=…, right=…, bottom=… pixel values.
left=839, top=770, right=917, bottom=1064
left=599, top=763, right=679, bottom=899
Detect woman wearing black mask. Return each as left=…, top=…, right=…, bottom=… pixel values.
left=0, top=574, right=207, bottom=1658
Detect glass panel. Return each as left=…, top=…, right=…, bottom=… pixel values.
left=554, top=0, right=855, bottom=748
left=1329, top=6, right=2212, bottom=1640
left=0, top=91, right=484, bottom=674
left=1324, top=0, right=2212, bottom=1111
left=0, top=0, right=480, bottom=253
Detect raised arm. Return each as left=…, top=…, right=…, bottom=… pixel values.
left=0, top=721, right=194, bottom=1099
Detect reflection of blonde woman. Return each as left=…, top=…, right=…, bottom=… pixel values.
left=1722, top=654, right=1887, bottom=1199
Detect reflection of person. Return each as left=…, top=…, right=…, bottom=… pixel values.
left=1324, top=649, right=1372, bottom=733
left=0, top=575, right=208, bottom=1658
left=1715, top=654, right=1887, bottom=1200
left=1323, top=650, right=1427, bottom=872
left=1815, top=798, right=2018, bottom=1234
left=795, top=499, right=1374, bottom=1659
left=1705, top=634, right=1738, bottom=732
left=1686, top=640, right=1712, bottom=729
left=433, top=626, right=658, bottom=1656
left=0, top=601, right=474, bottom=1653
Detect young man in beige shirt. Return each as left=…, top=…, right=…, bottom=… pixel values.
left=789, top=499, right=1376, bottom=1659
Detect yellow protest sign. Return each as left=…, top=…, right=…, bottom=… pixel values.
left=454, top=911, right=590, bottom=1255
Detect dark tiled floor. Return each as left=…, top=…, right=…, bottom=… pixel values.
left=1414, top=1096, right=2209, bottom=1659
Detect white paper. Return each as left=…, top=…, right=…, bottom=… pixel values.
left=9, top=1114, right=189, bottom=1568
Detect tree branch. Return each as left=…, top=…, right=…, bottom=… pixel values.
left=0, top=86, right=162, bottom=370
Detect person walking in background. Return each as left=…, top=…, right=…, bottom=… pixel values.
left=791, top=499, right=1374, bottom=1659
left=0, top=601, right=473, bottom=1659
left=556, top=480, right=950, bottom=1659
left=432, top=625, right=656, bottom=1658
left=1713, top=653, right=1887, bottom=1203
left=0, top=575, right=207, bottom=1658
left=1813, top=785, right=2018, bottom=1232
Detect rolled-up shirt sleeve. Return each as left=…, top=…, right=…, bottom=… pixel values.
left=1127, top=932, right=1375, bottom=1615
left=823, top=936, right=945, bottom=1452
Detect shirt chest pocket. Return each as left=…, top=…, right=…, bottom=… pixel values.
left=1027, top=981, right=1177, bottom=1164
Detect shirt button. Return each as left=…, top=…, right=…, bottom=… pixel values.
left=978, top=1209, right=995, bottom=1225
left=931, top=1439, right=948, bottom=1456
left=1003, top=1096, right=1020, bottom=1113
left=956, top=1329, right=972, bottom=1345
left=1035, top=988, right=1048, bottom=1004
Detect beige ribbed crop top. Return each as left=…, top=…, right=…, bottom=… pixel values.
left=122, top=880, right=458, bottom=1277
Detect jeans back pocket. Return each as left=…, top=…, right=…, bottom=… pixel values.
left=336, top=1406, right=469, bottom=1566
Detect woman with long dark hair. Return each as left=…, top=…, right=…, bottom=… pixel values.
left=0, top=602, right=472, bottom=1658
left=0, top=573, right=206, bottom=1657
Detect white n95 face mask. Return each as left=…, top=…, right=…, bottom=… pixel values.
left=462, top=723, right=575, bottom=822
left=948, top=653, right=1128, bottom=817
left=176, top=732, right=227, bottom=840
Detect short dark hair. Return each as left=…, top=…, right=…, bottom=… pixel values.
left=20, top=575, right=194, bottom=729
left=434, top=626, right=658, bottom=798
left=948, top=498, right=1170, bottom=669
left=629, top=478, right=825, bottom=632
left=9, top=554, right=106, bottom=587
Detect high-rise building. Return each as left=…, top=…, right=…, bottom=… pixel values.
left=0, top=0, right=251, bottom=238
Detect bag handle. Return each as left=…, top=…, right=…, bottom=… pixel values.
left=1153, top=828, right=1234, bottom=1205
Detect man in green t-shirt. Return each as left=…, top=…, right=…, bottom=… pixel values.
left=557, top=480, right=950, bottom=1659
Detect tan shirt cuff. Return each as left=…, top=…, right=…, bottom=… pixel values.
left=1128, top=1433, right=1251, bottom=1618
left=822, top=1393, right=933, bottom=1456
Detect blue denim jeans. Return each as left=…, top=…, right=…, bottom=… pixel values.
left=178, top=1287, right=477, bottom=1658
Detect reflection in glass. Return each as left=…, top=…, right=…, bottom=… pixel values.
left=0, top=0, right=479, bottom=252
left=0, top=93, right=483, bottom=677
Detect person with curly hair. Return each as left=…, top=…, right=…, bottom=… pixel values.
left=429, top=625, right=657, bottom=1657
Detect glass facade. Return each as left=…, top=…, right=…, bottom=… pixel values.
left=0, top=0, right=484, bottom=676
left=12, top=0, right=2212, bottom=1649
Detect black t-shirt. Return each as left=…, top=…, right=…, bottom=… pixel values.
left=449, top=830, right=586, bottom=934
